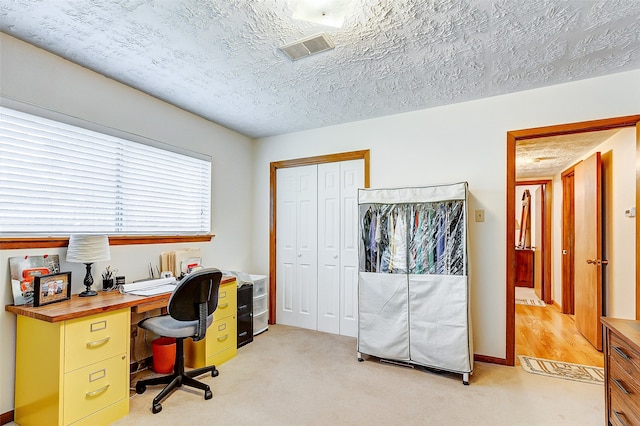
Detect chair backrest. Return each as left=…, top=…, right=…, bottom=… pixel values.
left=168, top=268, right=222, bottom=341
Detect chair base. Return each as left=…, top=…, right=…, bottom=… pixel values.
left=135, top=338, right=219, bottom=414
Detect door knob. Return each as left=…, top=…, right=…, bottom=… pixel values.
left=586, top=259, right=596, bottom=264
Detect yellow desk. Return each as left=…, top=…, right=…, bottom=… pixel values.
left=6, top=276, right=236, bottom=426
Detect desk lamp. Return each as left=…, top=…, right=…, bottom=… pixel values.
left=66, top=234, right=111, bottom=297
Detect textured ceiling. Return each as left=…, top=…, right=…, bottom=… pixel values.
left=515, top=129, right=620, bottom=179
left=1, top=0, right=639, bottom=141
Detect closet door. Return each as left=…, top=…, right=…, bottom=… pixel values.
left=276, top=165, right=318, bottom=330
left=317, top=162, right=341, bottom=334
left=317, top=160, right=363, bottom=337
left=338, top=160, right=362, bottom=337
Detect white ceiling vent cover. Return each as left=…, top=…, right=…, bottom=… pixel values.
left=279, top=33, right=335, bottom=61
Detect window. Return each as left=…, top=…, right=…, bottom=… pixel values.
left=0, top=103, right=211, bottom=236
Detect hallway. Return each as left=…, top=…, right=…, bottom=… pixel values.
left=515, top=292, right=604, bottom=368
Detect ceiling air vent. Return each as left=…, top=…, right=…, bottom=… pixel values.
left=279, top=33, right=335, bottom=61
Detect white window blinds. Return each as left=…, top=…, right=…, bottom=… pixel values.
left=0, top=105, right=211, bottom=236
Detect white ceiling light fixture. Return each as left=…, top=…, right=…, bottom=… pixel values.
left=291, top=0, right=352, bottom=28
left=280, top=33, right=335, bottom=61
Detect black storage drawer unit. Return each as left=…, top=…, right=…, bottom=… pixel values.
left=237, top=284, right=253, bottom=348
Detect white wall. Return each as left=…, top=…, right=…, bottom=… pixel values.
left=549, top=128, right=636, bottom=317
left=601, top=128, right=637, bottom=319
left=252, top=68, right=640, bottom=361
left=0, top=34, right=255, bottom=413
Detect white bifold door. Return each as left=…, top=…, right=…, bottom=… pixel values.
left=276, top=160, right=363, bottom=337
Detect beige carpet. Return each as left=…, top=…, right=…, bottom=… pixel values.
left=111, top=325, right=603, bottom=426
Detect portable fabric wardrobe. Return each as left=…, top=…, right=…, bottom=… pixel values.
left=356, top=182, right=473, bottom=385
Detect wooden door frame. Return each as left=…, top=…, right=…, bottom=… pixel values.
left=515, top=180, right=552, bottom=303
left=506, top=115, right=640, bottom=366
left=561, top=166, right=576, bottom=314
left=269, top=150, right=370, bottom=324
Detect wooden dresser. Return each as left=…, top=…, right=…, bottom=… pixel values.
left=601, top=317, right=640, bottom=426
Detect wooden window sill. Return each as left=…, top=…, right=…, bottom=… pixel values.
left=0, top=235, right=215, bottom=250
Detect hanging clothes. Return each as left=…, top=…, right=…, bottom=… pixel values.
left=391, top=206, right=407, bottom=274
left=435, top=203, right=447, bottom=274
left=361, top=207, right=373, bottom=272
left=368, top=210, right=377, bottom=273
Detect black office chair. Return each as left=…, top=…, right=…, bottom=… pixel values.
left=135, top=268, right=222, bottom=414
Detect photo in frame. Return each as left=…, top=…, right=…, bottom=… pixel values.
left=9, top=255, right=61, bottom=306
left=33, top=272, right=71, bottom=307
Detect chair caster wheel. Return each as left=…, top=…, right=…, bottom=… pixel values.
left=136, top=383, right=146, bottom=394
left=152, top=403, right=162, bottom=414
left=358, top=358, right=364, bottom=362
left=212, top=368, right=219, bottom=377
left=204, top=389, right=213, bottom=400
left=463, top=381, right=469, bottom=386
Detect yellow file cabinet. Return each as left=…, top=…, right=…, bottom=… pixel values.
left=184, top=279, right=237, bottom=368
left=14, top=309, right=130, bottom=426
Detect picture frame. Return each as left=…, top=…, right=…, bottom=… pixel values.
left=33, top=272, right=71, bottom=307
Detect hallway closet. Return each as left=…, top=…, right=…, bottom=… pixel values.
left=276, top=159, right=364, bottom=337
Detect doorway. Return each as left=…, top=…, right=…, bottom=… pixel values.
left=515, top=180, right=551, bottom=303
left=506, top=115, right=640, bottom=366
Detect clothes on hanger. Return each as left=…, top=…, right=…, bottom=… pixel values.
left=360, top=201, right=464, bottom=275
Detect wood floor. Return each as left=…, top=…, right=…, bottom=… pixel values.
left=515, top=300, right=604, bottom=368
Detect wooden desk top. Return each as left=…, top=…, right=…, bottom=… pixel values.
left=6, top=276, right=235, bottom=322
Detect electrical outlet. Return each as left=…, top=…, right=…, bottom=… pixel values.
left=475, top=209, right=485, bottom=222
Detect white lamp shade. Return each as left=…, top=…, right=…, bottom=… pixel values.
left=66, top=235, right=111, bottom=263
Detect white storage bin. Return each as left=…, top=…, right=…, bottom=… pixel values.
left=253, top=294, right=268, bottom=315
left=250, top=274, right=268, bottom=297
left=254, top=311, right=268, bottom=335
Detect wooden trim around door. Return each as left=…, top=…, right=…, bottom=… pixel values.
left=269, top=150, right=370, bottom=324
left=561, top=166, right=576, bottom=315
left=637, top=122, right=640, bottom=320
left=515, top=180, right=552, bottom=304
left=506, top=114, right=640, bottom=366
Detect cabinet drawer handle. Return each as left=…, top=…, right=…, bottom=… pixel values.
left=239, top=331, right=248, bottom=337
left=613, top=410, right=628, bottom=426
left=86, top=337, right=110, bottom=348
left=217, top=334, right=229, bottom=342
left=612, top=345, right=630, bottom=360
left=86, top=384, right=110, bottom=398
left=219, top=303, right=228, bottom=308
left=612, top=378, right=630, bottom=395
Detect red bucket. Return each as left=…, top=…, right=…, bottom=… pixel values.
left=151, top=337, right=176, bottom=374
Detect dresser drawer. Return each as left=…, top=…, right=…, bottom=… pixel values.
left=610, top=356, right=640, bottom=422
left=610, top=386, right=640, bottom=426
left=63, top=354, right=128, bottom=425
left=610, top=333, right=640, bottom=377
left=213, top=282, right=237, bottom=321
left=64, top=309, right=129, bottom=372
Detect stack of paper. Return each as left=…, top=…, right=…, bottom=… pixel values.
left=160, top=248, right=202, bottom=278
left=119, top=277, right=177, bottom=296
